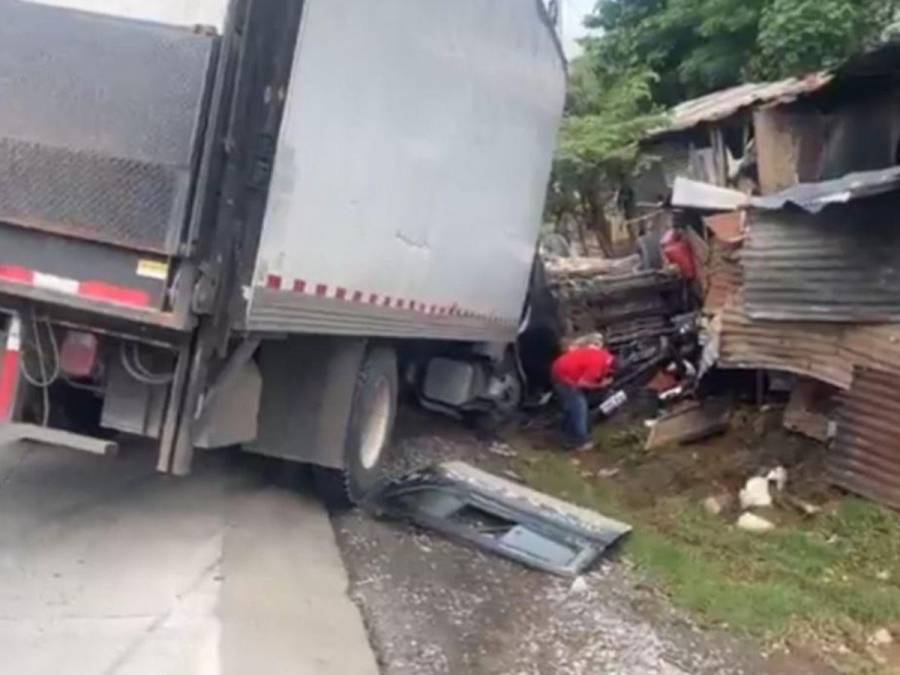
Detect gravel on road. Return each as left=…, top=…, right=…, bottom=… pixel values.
left=333, top=411, right=808, bottom=675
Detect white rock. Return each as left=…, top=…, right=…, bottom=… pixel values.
left=569, top=576, right=588, bottom=595
left=871, top=628, right=894, bottom=646
left=739, top=477, right=773, bottom=509
left=767, top=466, right=788, bottom=492
left=877, top=570, right=891, bottom=581
left=703, top=494, right=733, bottom=516
left=737, top=512, right=776, bottom=533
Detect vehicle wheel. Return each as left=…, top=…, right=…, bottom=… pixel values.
left=314, top=347, right=398, bottom=508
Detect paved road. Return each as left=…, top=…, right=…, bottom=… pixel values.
left=0, top=439, right=378, bottom=675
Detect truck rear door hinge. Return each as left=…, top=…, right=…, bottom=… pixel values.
left=192, top=265, right=219, bottom=315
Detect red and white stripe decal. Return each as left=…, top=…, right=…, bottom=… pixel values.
left=0, top=316, right=22, bottom=422
left=0, top=264, right=151, bottom=309
left=259, top=275, right=515, bottom=328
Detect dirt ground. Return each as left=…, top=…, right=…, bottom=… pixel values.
left=333, top=409, right=831, bottom=675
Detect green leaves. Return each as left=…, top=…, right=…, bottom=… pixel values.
left=755, top=0, right=888, bottom=77
left=583, top=0, right=899, bottom=103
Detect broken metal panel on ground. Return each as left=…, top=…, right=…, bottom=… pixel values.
left=743, top=191, right=900, bottom=323
left=370, top=461, right=631, bottom=577
left=644, top=399, right=731, bottom=451
left=832, top=368, right=900, bottom=511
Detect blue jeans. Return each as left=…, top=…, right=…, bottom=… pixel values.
left=553, top=380, right=590, bottom=446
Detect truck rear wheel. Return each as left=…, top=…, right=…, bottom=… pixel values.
left=314, top=346, right=398, bottom=508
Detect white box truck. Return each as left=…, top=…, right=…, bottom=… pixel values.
left=0, top=0, right=565, bottom=502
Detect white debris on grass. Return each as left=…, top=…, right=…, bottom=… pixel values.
left=736, top=513, right=775, bottom=534
left=739, top=477, right=773, bottom=510
left=766, top=466, right=788, bottom=492
left=703, top=494, right=734, bottom=516
left=870, top=628, right=894, bottom=646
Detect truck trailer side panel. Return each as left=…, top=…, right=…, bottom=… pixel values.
left=246, top=0, right=566, bottom=342
left=24, top=0, right=229, bottom=30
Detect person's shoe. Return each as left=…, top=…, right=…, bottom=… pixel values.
left=575, top=440, right=595, bottom=453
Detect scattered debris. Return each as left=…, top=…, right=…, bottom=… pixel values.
left=501, top=469, right=525, bottom=483
left=487, top=441, right=518, bottom=458
left=739, top=477, right=773, bottom=510
left=766, top=466, right=788, bottom=492
left=783, top=379, right=835, bottom=443
left=736, top=512, right=776, bottom=533
left=569, top=576, right=588, bottom=595
left=369, top=461, right=631, bottom=577
left=644, top=399, right=731, bottom=451
left=778, top=494, right=822, bottom=518
left=703, top=493, right=734, bottom=516
left=869, top=628, right=894, bottom=646
left=597, top=467, right=622, bottom=479
left=598, top=390, right=629, bottom=417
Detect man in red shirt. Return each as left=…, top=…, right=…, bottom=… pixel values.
left=551, top=340, right=615, bottom=451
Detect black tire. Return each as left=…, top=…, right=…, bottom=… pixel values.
left=637, top=232, right=664, bottom=271
left=314, top=347, right=398, bottom=509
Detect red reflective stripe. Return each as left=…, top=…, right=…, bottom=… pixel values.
left=0, top=349, right=20, bottom=421
left=251, top=276, right=499, bottom=326
left=78, top=281, right=150, bottom=308
left=0, top=265, right=34, bottom=284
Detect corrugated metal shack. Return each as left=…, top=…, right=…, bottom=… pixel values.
left=688, top=44, right=900, bottom=510
left=704, top=172, right=900, bottom=510
left=635, top=41, right=900, bottom=201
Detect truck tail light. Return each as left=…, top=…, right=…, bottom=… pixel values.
left=60, top=331, right=99, bottom=378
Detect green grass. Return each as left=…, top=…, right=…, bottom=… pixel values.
left=518, top=449, right=900, bottom=672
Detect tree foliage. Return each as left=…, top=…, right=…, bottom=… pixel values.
left=583, top=0, right=900, bottom=105
left=545, top=54, right=663, bottom=250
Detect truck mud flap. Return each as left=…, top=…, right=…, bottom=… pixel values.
left=368, top=461, right=630, bottom=577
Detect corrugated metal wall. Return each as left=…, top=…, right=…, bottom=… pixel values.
left=720, top=302, right=851, bottom=388
left=743, top=193, right=900, bottom=322
left=832, top=368, right=900, bottom=510
left=719, top=303, right=900, bottom=389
